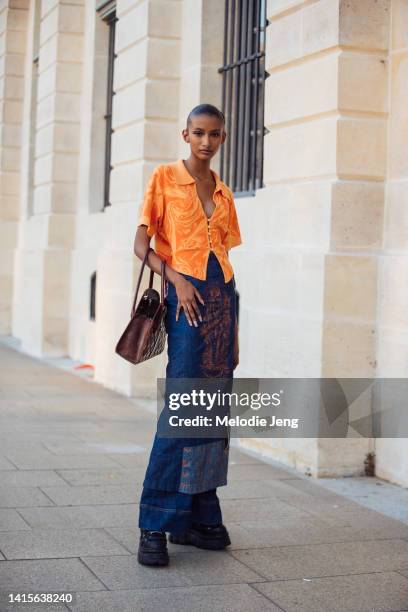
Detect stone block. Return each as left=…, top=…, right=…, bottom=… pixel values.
left=69, top=584, right=277, bottom=612
left=149, top=0, right=181, bottom=38
left=114, top=39, right=147, bottom=89
left=388, top=51, right=408, bottom=179
left=323, top=254, right=377, bottom=321
left=58, top=4, right=84, bottom=34
left=264, top=117, right=337, bottom=183
left=112, top=82, right=145, bottom=128
left=0, top=558, right=104, bottom=595
left=265, top=53, right=338, bottom=126
left=115, top=1, right=148, bottom=53
left=80, top=551, right=263, bottom=590
left=111, top=124, right=143, bottom=166
left=322, top=320, right=376, bottom=377
left=39, top=6, right=58, bottom=47
left=52, top=151, right=79, bottom=182
left=57, top=31, right=83, bottom=62
left=337, top=117, right=387, bottom=179
left=145, top=78, right=179, bottom=119
left=384, top=180, right=408, bottom=250
left=391, top=0, right=408, bottom=50
left=331, top=180, right=384, bottom=250
left=54, top=91, right=81, bottom=121
left=55, top=62, right=82, bottom=94
left=0, top=527, right=129, bottom=559
left=377, top=253, right=408, bottom=329
left=338, top=51, right=388, bottom=113
left=146, top=38, right=180, bottom=79
left=144, top=120, right=178, bottom=159
left=232, top=538, right=408, bottom=579
left=339, top=0, right=390, bottom=51
left=256, top=572, right=408, bottom=612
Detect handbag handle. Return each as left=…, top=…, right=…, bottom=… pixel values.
left=131, top=247, right=167, bottom=318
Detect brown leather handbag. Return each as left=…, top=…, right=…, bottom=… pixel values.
left=115, top=247, right=168, bottom=365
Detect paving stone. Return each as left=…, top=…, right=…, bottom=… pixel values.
left=316, top=505, right=408, bottom=532
left=0, top=558, right=105, bottom=592
left=18, top=505, right=139, bottom=530
left=221, top=497, right=311, bottom=522
left=42, top=441, right=151, bottom=456
left=55, top=468, right=146, bottom=486
left=1, top=453, right=122, bottom=470
left=231, top=538, right=408, bottom=579
left=255, top=571, right=408, bottom=612
left=218, top=478, right=346, bottom=501
left=0, top=457, right=16, bottom=470
left=0, top=471, right=67, bottom=487
left=105, top=454, right=150, bottom=468
left=0, top=602, right=68, bottom=612
left=81, top=551, right=264, bottom=590
left=40, top=485, right=139, bottom=506
left=227, top=463, right=299, bottom=481
left=228, top=517, right=408, bottom=549
left=67, top=583, right=278, bottom=612
left=228, top=447, right=268, bottom=465
left=0, top=486, right=54, bottom=509
left=0, top=510, right=30, bottom=532
left=0, top=528, right=130, bottom=559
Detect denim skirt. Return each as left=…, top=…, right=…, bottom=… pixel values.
left=142, top=251, right=237, bottom=495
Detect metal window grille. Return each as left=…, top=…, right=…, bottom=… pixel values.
left=218, top=0, right=268, bottom=196
left=102, top=10, right=117, bottom=209
left=90, top=272, right=97, bottom=320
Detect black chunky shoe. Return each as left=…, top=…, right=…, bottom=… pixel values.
left=169, top=523, right=231, bottom=550
left=137, top=529, right=169, bottom=566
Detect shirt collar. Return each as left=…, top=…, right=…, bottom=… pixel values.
left=172, top=158, right=228, bottom=196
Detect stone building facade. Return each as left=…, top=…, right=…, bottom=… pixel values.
left=1, top=0, right=407, bottom=486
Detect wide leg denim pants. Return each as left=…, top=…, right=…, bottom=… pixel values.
left=138, top=251, right=237, bottom=534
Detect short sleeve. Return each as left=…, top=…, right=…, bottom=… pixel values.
left=224, top=194, right=242, bottom=251
left=137, top=166, right=164, bottom=238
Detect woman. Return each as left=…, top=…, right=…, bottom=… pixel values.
left=133, top=103, right=242, bottom=567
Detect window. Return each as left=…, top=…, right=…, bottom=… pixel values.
left=102, top=10, right=117, bottom=208
left=90, top=271, right=97, bottom=321
left=97, top=1, right=117, bottom=209
left=218, top=0, right=268, bottom=196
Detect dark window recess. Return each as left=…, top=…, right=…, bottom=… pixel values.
left=90, top=272, right=97, bottom=320
left=218, top=0, right=269, bottom=196
left=102, top=10, right=117, bottom=209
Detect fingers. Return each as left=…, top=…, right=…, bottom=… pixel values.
left=176, top=299, right=203, bottom=327
left=194, top=288, right=205, bottom=306
left=191, top=298, right=203, bottom=324
left=183, top=301, right=198, bottom=327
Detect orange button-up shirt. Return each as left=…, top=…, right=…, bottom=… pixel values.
left=137, top=158, right=242, bottom=283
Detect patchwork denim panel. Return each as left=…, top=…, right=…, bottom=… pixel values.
left=178, top=439, right=229, bottom=494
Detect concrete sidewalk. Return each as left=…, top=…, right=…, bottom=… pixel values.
left=0, top=341, right=407, bottom=612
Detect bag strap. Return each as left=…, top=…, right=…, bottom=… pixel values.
left=131, top=246, right=167, bottom=317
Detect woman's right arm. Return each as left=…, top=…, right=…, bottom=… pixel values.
left=133, top=225, right=204, bottom=327
left=133, top=224, right=181, bottom=287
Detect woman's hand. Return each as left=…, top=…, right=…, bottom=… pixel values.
left=173, top=277, right=205, bottom=327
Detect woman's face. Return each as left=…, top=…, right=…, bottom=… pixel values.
left=182, top=114, right=226, bottom=161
